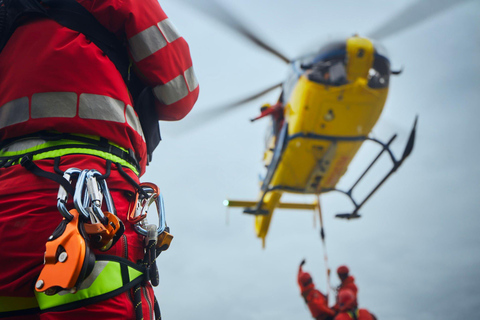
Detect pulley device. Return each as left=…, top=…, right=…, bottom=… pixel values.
left=35, top=168, right=125, bottom=295
left=34, top=168, right=172, bottom=320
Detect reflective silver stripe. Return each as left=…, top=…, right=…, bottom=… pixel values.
left=157, top=19, right=180, bottom=43
left=153, top=75, right=189, bottom=105
left=31, top=92, right=77, bottom=118
left=128, top=25, right=167, bottom=62
left=65, top=261, right=108, bottom=292
left=79, top=94, right=125, bottom=123
left=0, top=97, right=29, bottom=128
left=126, top=104, right=145, bottom=141
left=1, top=138, right=47, bottom=153
left=184, top=67, right=199, bottom=92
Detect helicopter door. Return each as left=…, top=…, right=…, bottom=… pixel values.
left=261, top=122, right=288, bottom=192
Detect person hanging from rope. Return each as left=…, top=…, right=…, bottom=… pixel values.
left=298, top=259, right=336, bottom=320
left=0, top=0, right=198, bottom=319
left=336, top=265, right=358, bottom=297
left=334, top=290, right=377, bottom=320
left=333, top=265, right=359, bottom=312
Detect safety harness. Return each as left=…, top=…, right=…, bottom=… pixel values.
left=347, top=309, right=360, bottom=320
left=0, top=166, right=173, bottom=319
left=0, top=0, right=161, bottom=162
left=0, top=1, right=174, bottom=317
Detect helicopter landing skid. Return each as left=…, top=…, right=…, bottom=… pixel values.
left=329, top=116, right=417, bottom=219
left=243, top=208, right=270, bottom=215
left=335, top=213, right=361, bottom=220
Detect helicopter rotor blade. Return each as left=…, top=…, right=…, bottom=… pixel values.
left=180, top=0, right=291, bottom=64
left=175, top=82, right=283, bottom=133
left=368, top=0, right=473, bottom=40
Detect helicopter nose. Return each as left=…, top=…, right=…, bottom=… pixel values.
left=345, top=37, right=374, bottom=81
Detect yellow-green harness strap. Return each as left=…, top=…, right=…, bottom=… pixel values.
left=35, top=255, right=145, bottom=312
left=0, top=256, right=145, bottom=317
left=0, top=134, right=140, bottom=175
left=0, top=296, right=39, bottom=315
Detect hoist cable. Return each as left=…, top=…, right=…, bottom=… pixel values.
left=316, top=194, right=331, bottom=303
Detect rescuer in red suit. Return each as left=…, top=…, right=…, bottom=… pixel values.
left=334, top=290, right=377, bottom=320
left=333, top=265, right=359, bottom=313
left=336, top=265, right=358, bottom=298
left=0, top=0, right=198, bottom=319
left=298, top=260, right=336, bottom=320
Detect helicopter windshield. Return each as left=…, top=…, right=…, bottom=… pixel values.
left=297, top=40, right=391, bottom=88
left=301, top=42, right=348, bottom=86
left=368, top=46, right=391, bottom=88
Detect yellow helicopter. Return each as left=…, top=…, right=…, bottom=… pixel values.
left=184, top=0, right=429, bottom=245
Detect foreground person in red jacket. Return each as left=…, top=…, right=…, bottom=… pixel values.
left=0, top=0, right=198, bottom=319
left=298, top=260, right=336, bottom=320
left=334, top=290, right=376, bottom=320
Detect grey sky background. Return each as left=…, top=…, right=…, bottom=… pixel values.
left=142, top=1, right=480, bottom=319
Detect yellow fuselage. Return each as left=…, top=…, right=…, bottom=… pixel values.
left=255, top=37, right=389, bottom=240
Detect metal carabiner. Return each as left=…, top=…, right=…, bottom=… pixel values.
left=84, top=169, right=116, bottom=223
left=91, top=169, right=117, bottom=215
left=73, top=170, right=97, bottom=221
left=56, top=168, right=82, bottom=220
left=133, top=183, right=166, bottom=237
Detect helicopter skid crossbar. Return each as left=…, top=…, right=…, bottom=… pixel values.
left=224, top=199, right=317, bottom=215
left=331, top=116, right=418, bottom=219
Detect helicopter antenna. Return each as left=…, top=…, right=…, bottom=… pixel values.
left=368, top=0, right=474, bottom=40
left=180, top=0, right=291, bottom=63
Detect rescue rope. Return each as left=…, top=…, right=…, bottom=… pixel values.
left=316, top=194, right=331, bottom=303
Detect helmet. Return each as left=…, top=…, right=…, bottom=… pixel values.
left=298, top=272, right=313, bottom=287
left=338, top=289, right=356, bottom=312
left=337, top=265, right=349, bottom=276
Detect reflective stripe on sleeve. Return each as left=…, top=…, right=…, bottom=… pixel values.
left=128, top=19, right=181, bottom=62
left=153, top=74, right=189, bottom=105
left=79, top=94, right=125, bottom=123
left=0, top=97, right=29, bottom=128
left=153, top=67, right=199, bottom=105
left=157, top=19, right=180, bottom=43
left=185, top=66, right=199, bottom=92
left=31, top=92, right=77, bottom=118
left=128, top=25, right=167, bottom=62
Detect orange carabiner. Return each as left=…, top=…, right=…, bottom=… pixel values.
left=84, top=211, right=123, bottom=251
left=127, top=182, right=159, bottom=224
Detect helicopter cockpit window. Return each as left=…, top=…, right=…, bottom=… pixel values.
left=368, top=54, right=390, bottom=89
left=307, top=59, right=347, bottom=86
left=303, top=42, right=348, bottom=86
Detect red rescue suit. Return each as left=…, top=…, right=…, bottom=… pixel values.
left=0, top=0, right=199, bottom=175
left=0, top=0, right=198, bottom=319
left=334, top=309, right=374, bottom=320
left=334, top=276, right=359, bottom=311
left=298, top=266, right=335, bottom=320
left=338, top=276, right=358, bottom=297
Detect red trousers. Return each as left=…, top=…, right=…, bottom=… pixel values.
left=0, top=155, right=156, bottom=319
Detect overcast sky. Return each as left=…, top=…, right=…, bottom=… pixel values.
left=142, top=1, right=480, bottom=319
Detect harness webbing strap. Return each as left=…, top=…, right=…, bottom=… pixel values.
left=1, top=140, right=140, bottom=175
left=21, top=155, right=75, bottom=195
left=35, top=255, right=145, bottom=312
left=0, top=296, right=39, bottom=314
left=348, top=309, right=359, bottom=320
